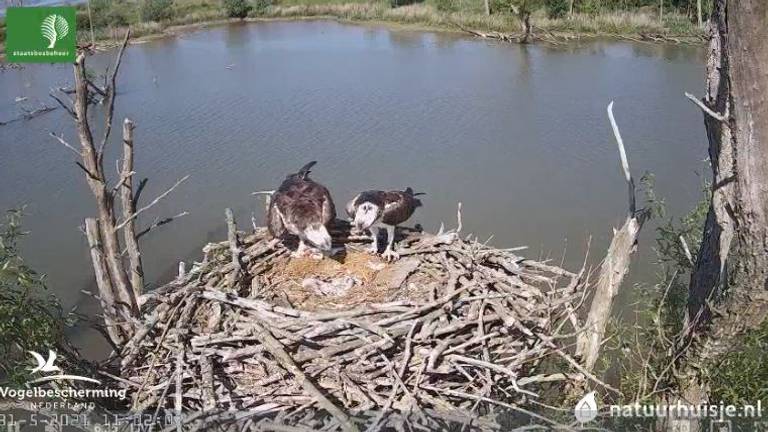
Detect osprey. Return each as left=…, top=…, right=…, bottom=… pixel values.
left=346, top=188, right=423, bottom=261
left=268, top=161, right=336, bottom=259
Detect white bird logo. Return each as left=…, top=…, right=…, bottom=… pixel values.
left=574, top=391, right=599, bottom=424
left=26, top=349, right=101, bottom=384
left=28, top=350, right=61, bottom=373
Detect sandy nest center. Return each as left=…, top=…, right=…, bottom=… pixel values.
left=262, top=247, right=433, bottom=310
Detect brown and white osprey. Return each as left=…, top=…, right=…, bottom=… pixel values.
left=268, top=161, right=336, bottom=259
left=346, top=188, right=423, bottom=261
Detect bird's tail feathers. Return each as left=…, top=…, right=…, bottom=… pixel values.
left=296, top=161, right=318, bottom=179
left=404, top=187, right=426, bottom=197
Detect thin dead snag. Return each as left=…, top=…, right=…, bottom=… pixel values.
left=50, top=30, right=188, bottom=347
left=680, top=0, right=768, bottom=404
left=71, top=40, right=138, bottom=342
left=575, top=102, right=647, bottom=372
left=85, top=218, right=127, bottom=342
left=121, top=119, right=144, bottom=299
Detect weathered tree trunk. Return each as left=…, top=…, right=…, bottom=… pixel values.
left=483, top=0, right=490, bottom=16
left=696, top=0, right=702, bottom=27
left=72, top=53, right=139, bottom=319
left=683, top=0, right=768, bottom=403
left=120, top=118, right=145, bottom=298
left=85, top=218, right=125, bottom=344
left=51, top=30, right=188, bottom=350
left=685, top=0, right=736, bottom=335
left=575, top=102, right=646, bottom=371
left=659, top=0, right=664, bottom=25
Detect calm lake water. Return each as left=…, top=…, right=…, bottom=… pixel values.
left=0, top=21, right=706, bottom=352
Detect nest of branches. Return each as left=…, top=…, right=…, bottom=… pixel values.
left=117, top=210, right=592, bottom=431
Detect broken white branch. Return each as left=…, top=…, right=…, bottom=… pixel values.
left=685, top=92, right=727, bottom=122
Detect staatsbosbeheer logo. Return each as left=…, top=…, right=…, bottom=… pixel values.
left=26, top=350, right=101, bottom=385
left=6, top=6, right=76, bottom=63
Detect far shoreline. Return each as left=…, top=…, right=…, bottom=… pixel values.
left=0, top=4, right=706, bottom=61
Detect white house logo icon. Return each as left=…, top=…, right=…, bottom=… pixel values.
left=41, top=14, right=69, bottom=49
left=574, top=391, right=599, bottom=424
left=27, top=350, right=101, bottom=384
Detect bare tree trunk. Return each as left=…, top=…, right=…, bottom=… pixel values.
left=569, top=0, right=574, bottom=16
left=659, top=0, right=664, bottom=25
left=484, top=0, right=490, bottom=16
left=575, top=102, right=647, bottom=371
left=120, top=119, right=145, bottom=298
left=86, top=0, right=95, bottom=45
left=72, top=52, right=139, bottom=319
left=682, top=0, right=768, bottom=403
left=51, top=30, right=188, bottom=350
left=686, top=0, right=736, bottom=335
left=697, top=0, right=702, bottom=27
left=85, top=218, right=125, bottom=345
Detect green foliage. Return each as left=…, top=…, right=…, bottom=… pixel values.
left=141, top=0, right=175, bottom=22
left=611, top=174, right=768, bottom=405
left=545, top=0, right=568, bottom=18
left=223, top=0, right=253, bottom=17
left=0, top=209, right=74, bottom=386
left=89, top=0, right=134, bottom=28
left=252, top=0, right=274, bottom=14
left=707, top=319, right=768, bottom=404
left=431, top=0, right=460, bottom=13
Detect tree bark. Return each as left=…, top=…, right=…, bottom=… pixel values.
left=659, top=0, right=664, bottom=25
left=686, top=0, right=736, bottom=334
left=85, top=218, right=125, bottom=345
left=697, top=0, right=702, bottom=28
left=120, top=118, right=145, bottom=298
left=484, top=0, right=490, bottom=16
left=575, top=102, right=646, bottom=372
left=683, top=0, right=768, bottom=402
left=73, top=53, right=139, bottom=320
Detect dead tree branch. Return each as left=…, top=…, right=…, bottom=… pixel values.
left=575, top=101, right=647, bottom=372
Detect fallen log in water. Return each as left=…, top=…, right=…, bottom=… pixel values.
left=117, top=213, right=594, bottom=431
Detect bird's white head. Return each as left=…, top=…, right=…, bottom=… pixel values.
left=305, top=223, right=332, bottom=251
left=353, top=202, right=380, bottom=231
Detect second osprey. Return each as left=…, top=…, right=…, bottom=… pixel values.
left=346, top=188, right=423, bottom=261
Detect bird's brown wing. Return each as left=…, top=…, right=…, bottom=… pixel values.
left=381, top=191, right=417, bottom=225
left=320, top=184, right=337, bottom=226
left=267, top=200, right=286, bottom=238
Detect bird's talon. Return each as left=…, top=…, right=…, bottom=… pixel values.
left=382, top=250, right=399, bottom=262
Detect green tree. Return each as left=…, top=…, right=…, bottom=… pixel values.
left=0, top=209, right=75, bottom=386
left=223, top=0, right=253, bottom=18
left=141, top=0, right=174, bottom=22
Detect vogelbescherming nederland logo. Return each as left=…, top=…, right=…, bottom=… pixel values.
left=27, top=349, right=101, bottom=385
left=6, top=6, right=76, bottom=63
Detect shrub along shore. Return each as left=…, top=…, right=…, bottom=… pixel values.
left=0, top=0, right=706, bottom=57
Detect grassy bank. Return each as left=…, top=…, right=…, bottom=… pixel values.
left=258, top=2, right=702, bottom=38
left=0, top=0, right=705, bottom=57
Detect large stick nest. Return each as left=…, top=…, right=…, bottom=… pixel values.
left=118, top=215, right=590, bottom=431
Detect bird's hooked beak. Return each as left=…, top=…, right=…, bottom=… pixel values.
left=305, top=224, right=332, bottom=252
